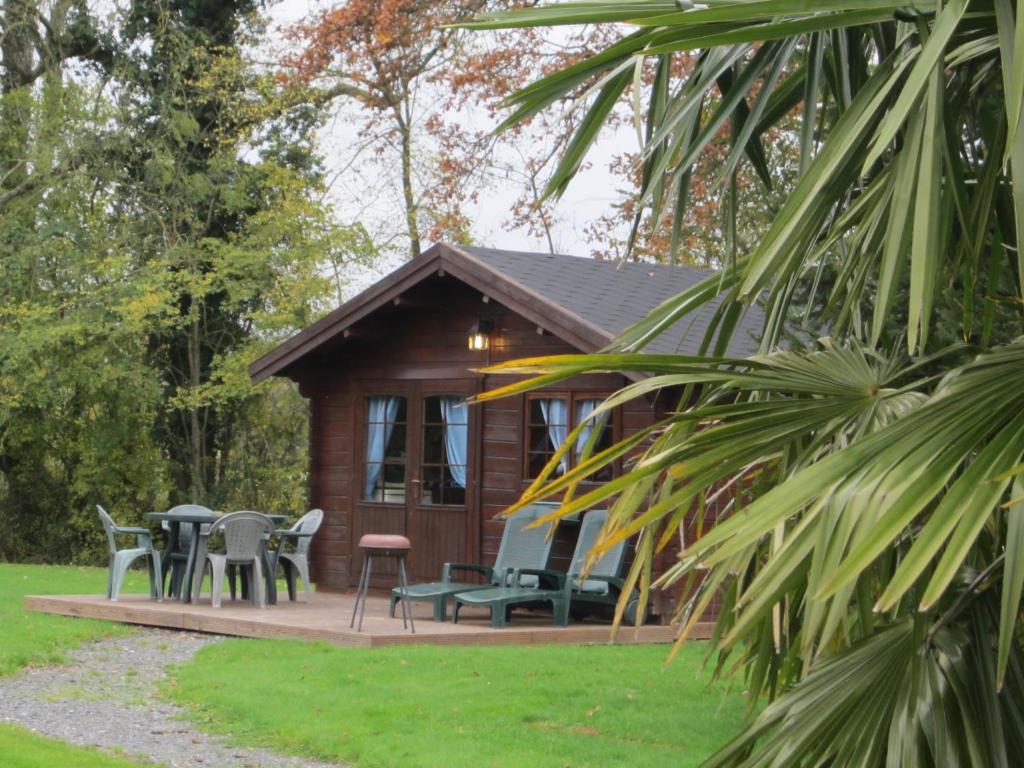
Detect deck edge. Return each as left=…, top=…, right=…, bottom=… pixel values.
left=25, top=594, right=713, bottom=646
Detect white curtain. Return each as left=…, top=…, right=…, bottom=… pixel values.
left=442, top=396, right=469, bottom=489
left=575, top=398, right=604, bottom=461
left=364, top=396, right=400, bottom=499
left=539, top=398, right=569, bottom=474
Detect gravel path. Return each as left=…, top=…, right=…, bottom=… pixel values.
left=0, top=627, right=347, bottom=768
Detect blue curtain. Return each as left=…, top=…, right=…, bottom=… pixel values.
left=442, top=396, right=469, bottom=489
left=539, top=398, right=569, bottom=474
left=364, top=396, right=400, bottom=499
left=575, top=398, right=602, bottom=460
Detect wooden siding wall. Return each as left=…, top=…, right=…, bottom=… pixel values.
left=292, top=275, right=689, bottom=619
left=477, top=380, right=665, bottom=591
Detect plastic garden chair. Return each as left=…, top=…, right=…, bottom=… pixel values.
left=270, top=508, right=324, bottom=602
left=390, top=502, right=559, bottom=621
left=452, top=508, right=647, bottom=628
left=96, top=505, right=162, bottom=602
left=197, top=511, right=276, bottom=608
left=159, top=503, right=213, bottom=599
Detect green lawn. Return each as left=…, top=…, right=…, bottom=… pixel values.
left=0, top=724, right=158, bottom=768
left=171, top=638, right=749, bottom=768
left=0, top=563, right=147, bottom=677
left=1, top=563, right=751, bottom=768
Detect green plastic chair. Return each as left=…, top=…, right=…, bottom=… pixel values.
left=452, top=508, right=646, bottom=628
left=96, top=505, right=163, bottom=602
left=159, top=503, right=213, bottom=599
left=389, top=501, right=559, bottom=621
left=197, top=511, right=276, bottom=608
left=270, top=508, right=323, bottom=602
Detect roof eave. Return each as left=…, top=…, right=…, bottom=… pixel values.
left=248, top=246, right=448, bottom=384
left=247, top=243, right=619, bottom=385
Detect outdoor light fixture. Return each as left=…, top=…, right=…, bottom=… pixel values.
left=467, top=319, right=494, bottom=351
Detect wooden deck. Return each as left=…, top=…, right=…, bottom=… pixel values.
left=26, top=592, right=706, bottom=648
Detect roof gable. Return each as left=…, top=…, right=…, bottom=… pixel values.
left=459, top=246, right=763, bottom=357
left=248, top=243, right=763, bottom=383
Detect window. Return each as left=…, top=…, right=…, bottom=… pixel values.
left=575, top=398, right=614, bottom=482
left=420, top=395, right=468, bottom=506
left=527, top=397, right=568, bottom=479
left=363, top=396, right=407, bottom=503
left=526, top=395, right=614, bottom=481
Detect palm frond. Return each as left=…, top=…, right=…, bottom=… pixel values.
left=467, top=1, right=1024, bottom=764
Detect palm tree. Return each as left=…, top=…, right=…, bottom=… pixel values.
left=469, top=2, right=1024, bottom=765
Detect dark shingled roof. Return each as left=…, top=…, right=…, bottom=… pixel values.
left=459, top=246, right=764, bottom=358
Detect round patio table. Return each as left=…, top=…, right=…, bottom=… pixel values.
left=146, top=511, right=288, bottom=605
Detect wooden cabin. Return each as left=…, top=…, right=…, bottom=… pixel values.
left=248, top=243, right=762, bottom=620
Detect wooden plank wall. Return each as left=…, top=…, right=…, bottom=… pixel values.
left=303, top=380, right=355, bottom=589
left=293, top=274, right=713, bottom=621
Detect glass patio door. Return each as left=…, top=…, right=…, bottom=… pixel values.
left=406, top=383, right=474, bottom=581
left=351, top=380, right=475, bottom=585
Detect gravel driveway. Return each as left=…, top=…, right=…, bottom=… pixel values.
left=0, top=627, right=347, bottom=768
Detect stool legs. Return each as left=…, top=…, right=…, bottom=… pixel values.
left=350, top=552, right=373, bottom=631
left=397, top=555, right=415, bottom=634
left=349, top=549, right=414, bottom=634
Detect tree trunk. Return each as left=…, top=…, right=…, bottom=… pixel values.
left=528, top=171, right=556, bottom=255
left=1, top=0, right=35, bottom=188
left=187, top=312, right=204, bottom=502
left=1, top=0, right=35, bottom=93
left=396, top=105, right=421, bottom=260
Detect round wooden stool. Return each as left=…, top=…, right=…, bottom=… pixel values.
left=350, top=534, right=415, bottom=633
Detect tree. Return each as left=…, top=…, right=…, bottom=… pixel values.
left=286, top=1, right=677, bottom=261
left=0, top=0, right=375, bottom=561
left=287, top=0, right=490, bottom=259
left=108, top=0, right=374, bottom=506
left=0, top=0, right=115, bottom=211
left=0, top=67, right=168, bottom=562
left=473, top=1, right=1024, bottom=765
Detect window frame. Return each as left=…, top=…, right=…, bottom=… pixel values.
left=523, top=391, right=619, bottom=483
left=360, top=392, right=410, bottom=506
left=418, top=393, right=469, bottom=508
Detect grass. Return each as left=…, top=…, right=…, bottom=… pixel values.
left=0, top=563, right=148, bottom=677
left=171, top=638, right=750, bottom=768
left=0, top=565, right=156, bottom=767
left=0, top=560, right=305, bottom=679
left=1, top=563, right=752, bottom=768
left=0, top=724, right=159, bottom=768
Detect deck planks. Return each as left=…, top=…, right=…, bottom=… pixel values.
left=25, top=592, right=709, bottom=648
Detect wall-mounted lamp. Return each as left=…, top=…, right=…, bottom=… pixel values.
left=467, top=319, right=494, bottom=351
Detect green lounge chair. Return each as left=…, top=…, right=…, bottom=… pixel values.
left=566, top=513, right=648, bottom=626
left=451, top=508, right=647, bottom=628
left=389, top=501, right=558, bottom=621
